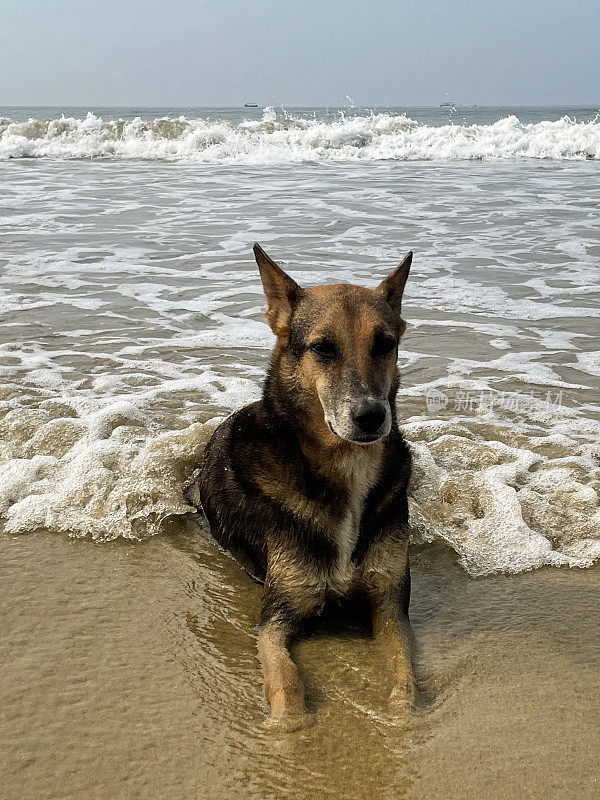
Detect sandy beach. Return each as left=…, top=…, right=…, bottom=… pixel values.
left=2, top=522, right=599, bottom=800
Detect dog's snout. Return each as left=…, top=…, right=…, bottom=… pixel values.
left=352, top=401, right=387, bottom=434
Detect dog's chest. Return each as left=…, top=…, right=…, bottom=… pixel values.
left=327, top=449, right=383, bottom=595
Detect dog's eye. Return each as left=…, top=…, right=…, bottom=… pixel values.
left=372, top=334, right=396, bottom=357
left=309, top=339, right=337, bottom=360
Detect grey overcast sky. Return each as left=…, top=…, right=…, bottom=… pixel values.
left=1, top=0, right=599, bottom=107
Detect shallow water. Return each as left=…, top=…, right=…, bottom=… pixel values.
left=1, top=107, right=600, bottom=798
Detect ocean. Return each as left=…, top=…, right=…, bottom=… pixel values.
left=1, top=105, right=600, bottom=800
left=1, top=104, right=599, bottom=573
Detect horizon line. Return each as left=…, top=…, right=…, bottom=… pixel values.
left=1, top=102, right=599, bottom=110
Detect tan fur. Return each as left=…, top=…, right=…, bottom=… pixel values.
left=257, top=625, right=306, bottom=728
left=294, top=286, right=399, bottom=445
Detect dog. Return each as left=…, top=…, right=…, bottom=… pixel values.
left=195, top=243, right=415, bottom=729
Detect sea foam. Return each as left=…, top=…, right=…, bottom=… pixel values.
left=0, top=392, right=599, bottom=576
left=1, top=109, right=599, bottom=162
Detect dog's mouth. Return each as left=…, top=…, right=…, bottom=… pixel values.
left=327, top=420, right=384, bottom=445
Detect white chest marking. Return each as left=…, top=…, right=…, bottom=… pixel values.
left=328, top=449, right=383, bottom=594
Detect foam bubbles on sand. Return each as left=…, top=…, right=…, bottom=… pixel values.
left=1, top=392, right=598, bottom=576
left=0, top=401, right=222, bottom=539
left=406, top=416, right=600, bottom=576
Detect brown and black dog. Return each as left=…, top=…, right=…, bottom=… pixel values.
left=196, top=243, right=415, bottom=729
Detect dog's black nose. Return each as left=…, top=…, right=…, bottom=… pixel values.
left=352, top=401, right=387, bottom=434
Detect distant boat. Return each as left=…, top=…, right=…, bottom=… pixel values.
left=440, top=102, right=455, bottom=107
left=244, top=103, right=259, bottom=108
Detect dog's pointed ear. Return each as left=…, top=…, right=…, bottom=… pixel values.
left=376, top=251, right=412, bottom=317
left=254, top=243, right=301, bottom=336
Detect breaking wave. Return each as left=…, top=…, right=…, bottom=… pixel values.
left=1, top=108, right=599, bottom=163
left=0, top=400, right=221, bottom=541
left=1, top=394, right=599, bottom=577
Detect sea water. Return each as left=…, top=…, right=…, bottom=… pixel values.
left=1, top=105, right=599, bottom=575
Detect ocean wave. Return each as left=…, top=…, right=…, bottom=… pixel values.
left=0, top=400, right=221, bottom=540
left=1, top=108, right=599, bottom=163
left=0, top=394, right=599, bottom=576
left=405, top=416, right=600, bottom=576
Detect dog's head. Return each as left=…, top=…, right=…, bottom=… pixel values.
left=254, top=243, right=412, bottom=446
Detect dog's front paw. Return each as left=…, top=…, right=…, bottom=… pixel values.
left=264, top=709, right=314, bottom=733
left=389, top=675, right=418, bottom=711
left=263, top=686, right=312, bottom=732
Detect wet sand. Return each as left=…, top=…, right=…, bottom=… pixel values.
left=2, top=522, right=598, bottom=800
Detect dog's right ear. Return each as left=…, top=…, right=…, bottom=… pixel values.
left=376, top=251, right=412, bottom=318
left=253, top=243, right=301, bottom=337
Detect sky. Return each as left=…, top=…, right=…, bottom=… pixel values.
left=1, top=0, right=599, bottom=107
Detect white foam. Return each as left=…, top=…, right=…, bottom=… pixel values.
left=1, top=111, right=598, bottom=163
left=0, top=410, right=218, bottom=540
left=574, top=352, right=600, bottom=378
left=1, top=382, right=598, bottom=577
left=0, top=374, right=260, bottom=541
left=406, top=418, right=600, bottom=576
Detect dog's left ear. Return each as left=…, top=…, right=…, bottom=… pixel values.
left=253, top=243, right=302, bottom=337
left=376, top=251, right=412, bottom=317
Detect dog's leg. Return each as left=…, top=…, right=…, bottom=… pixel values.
left=371, top=584, right=418, bottom=708
left=257, top=620, right=306, bottom=729
left=257, top=559, right=324, bottom=729
left=362, top=541, right=418, bottom=708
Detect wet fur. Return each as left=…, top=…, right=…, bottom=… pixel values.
left=195, top=246, right=416, bottom=727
